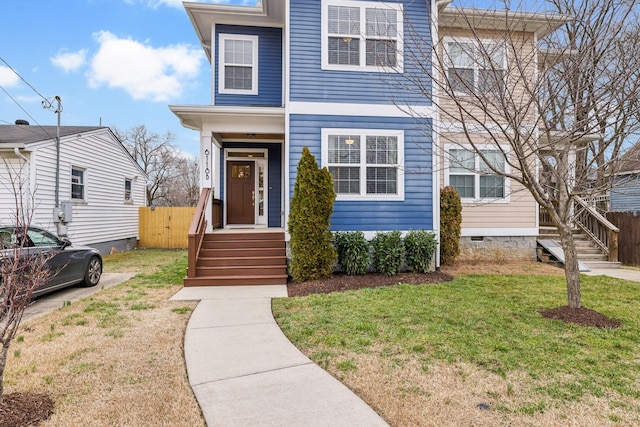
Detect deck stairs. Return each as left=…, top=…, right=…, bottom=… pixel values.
left=183, top=231, right=288, bottom=286
left=537, top=226, right=621, bottom=270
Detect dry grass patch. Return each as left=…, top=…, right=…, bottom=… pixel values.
left=327, top=350, right=639, bottom=426
left=4, top=249, right=204, bottom=426
left=440, top=260, right=564, bottom=276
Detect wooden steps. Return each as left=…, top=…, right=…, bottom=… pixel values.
left=184, top=231, right=288, bottom=286
left=537, top=227, right=621, bottom=270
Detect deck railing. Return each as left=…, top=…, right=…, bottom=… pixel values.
left=187, top=188, right=212, bottom=278
left=573, top=196, right=619, bottom=262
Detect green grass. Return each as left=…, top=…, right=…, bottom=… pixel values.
left=273, top=273, right=640, bottom=408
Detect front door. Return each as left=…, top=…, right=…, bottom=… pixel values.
left=227, top=161, right=255, bottom=224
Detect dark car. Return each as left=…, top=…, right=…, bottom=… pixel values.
left=0, top=226, right=102, bottom=297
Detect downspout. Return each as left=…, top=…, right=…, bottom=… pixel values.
left=13, top=147, right=29, bottom=163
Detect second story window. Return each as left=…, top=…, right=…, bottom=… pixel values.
left=446, top=146, right=509, bottom=202
left=444, top=38, right=506, bottom=96
left=219, top=34, right=258, bottom=95
left=322, top=0, right=403, bottom=72
left=71, top=167, right=85, bottom=201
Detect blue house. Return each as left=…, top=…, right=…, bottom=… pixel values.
left=171, top=0, right=441, bottom=285
left=610, top=142, right=640, bottom=213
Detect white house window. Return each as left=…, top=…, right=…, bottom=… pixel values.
left=71, top=167, right=85, bottom=200
left=124, top=179, right=132, bottom=202
left=444, top=37, right=506, bottom=96
left=447, top=147, right=508, bottom=201
left=322, top=129, right=404, bottom=201
left=219, top=34, right=258, bottom=95
left=322, top=0, right=403, bottom=72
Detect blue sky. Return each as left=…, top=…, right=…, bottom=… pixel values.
left=0, top=0, right=545, bottom=156
left=0, top=0, right=257, bottom=155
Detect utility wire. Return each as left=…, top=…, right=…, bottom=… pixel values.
left=0, top=56, right=49, bottom=102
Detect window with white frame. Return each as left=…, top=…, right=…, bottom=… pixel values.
left=322, top=0, right=403, bottom=72
left=447, top=147, right=508, bottom=201
left=323, top=129, right=404, bottom=200
left=219, top=34, right=258, bottom=94
left=71, top=167, right=85, bottom=200
left=124, top=178, right=132, bottom=202
left=444, top=37, right=506, bottom=96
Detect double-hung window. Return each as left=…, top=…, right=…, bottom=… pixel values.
left=447, top=147, right=508, bottom=201
left=323, top=129, right=404, bottom=200
left=218, top=34, right=258, bottom=95
left=124, top=179, right=132, bottom=202
left=322, top=0, right=403, bottom=72
left=71, top=167, right=85, bottom=201
left=444, top=37, right=506, bottom=96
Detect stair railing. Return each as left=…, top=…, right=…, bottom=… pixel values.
left=187, top=187, right=212, bottom=278
left=573, top=196, right=619, bottom=262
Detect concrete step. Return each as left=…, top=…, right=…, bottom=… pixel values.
left=583, top=261, right=622, bottom=269
left=183, top=275, right=288, bottom=286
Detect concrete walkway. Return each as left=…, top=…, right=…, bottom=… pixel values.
left=170, top=285, right=388, bottom=427
left=583, top=267, right=640, bottom=282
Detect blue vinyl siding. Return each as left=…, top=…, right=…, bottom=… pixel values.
left=289, top=0, right=432, bottom=105
left=289, top=114, right=433, bottom=231
left=215, top=25, right=282, bottom=107
left=219, top=143, right=282, bottom=227
left=610, top=175, right=640, bottom=213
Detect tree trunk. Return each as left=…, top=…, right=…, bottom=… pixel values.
left=0, top=341, right=8, bottom=404
left=558, top=225, right=582, bottom=308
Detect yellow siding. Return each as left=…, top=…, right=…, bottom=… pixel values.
left=138, top=207, right=196, bottom=249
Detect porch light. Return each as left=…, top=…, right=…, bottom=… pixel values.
left=345, top=137, right=355, bottom=145
left=343, top=37, right=352, bottom=42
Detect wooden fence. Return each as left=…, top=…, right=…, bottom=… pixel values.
left=606, top=211, right=640, bottom=266
left=139, top=206, right=196, bottom=249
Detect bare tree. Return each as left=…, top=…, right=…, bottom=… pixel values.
left=113, top=125, right=178, bottom=207
left=398, top=1, right=640, bottom=308
left=165, top=155, right=199, bottom=207
left=0, top=161, right=54, bottom=403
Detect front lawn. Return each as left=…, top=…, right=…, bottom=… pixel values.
left=273, top=273, right=640, bottom=426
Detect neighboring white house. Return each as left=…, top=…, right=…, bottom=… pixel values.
left=0, top=122, right=147, bottom=254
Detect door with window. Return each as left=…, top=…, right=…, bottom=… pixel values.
left=227, top=161, right=255, bottom=224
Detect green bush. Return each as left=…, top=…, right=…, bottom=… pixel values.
left=334, top=231, right=370, bottom=275
left=288, top=147, right=337, bottom=281
left=404, top=230, right=437, bottom=273
left=371, top=231, right=405, bottom=276
left=440, top=186, right=462, bottom=265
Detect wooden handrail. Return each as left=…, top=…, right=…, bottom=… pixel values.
left=573, top=196, right=619, bottom=262
left=187, top=188, right=212, bottom=278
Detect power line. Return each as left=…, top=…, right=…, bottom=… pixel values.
left=0, top=56, right=49, bottom=102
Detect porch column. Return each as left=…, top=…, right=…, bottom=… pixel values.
left=201, top=133, right=214, bottom=232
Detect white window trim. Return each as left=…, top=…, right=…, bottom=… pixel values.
left=443, top=144, right=511, bottom=203
left=322, top=128, right=405, bottom=201
left=218, top=34, right=259, bottom=95
left=321, top=0, right=404, bottom=73
left=71, top=166, right=87, bottom=202
left=443, top=36, right=507, bottom=97
left=124, top=178, right=133, bottom=203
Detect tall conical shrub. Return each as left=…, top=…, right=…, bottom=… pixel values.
left=440, top=186, right=462, bottom=265
left=288, top=147, right=337, bottom=281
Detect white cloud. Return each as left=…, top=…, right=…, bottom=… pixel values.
left=87, top=31, right=203, bottom=102
left=0, top=65, right=19, bottom=87
left=51, top=49, right=88, bottom=72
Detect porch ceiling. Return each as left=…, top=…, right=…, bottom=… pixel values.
left=169, top=105, right=285, bottom=137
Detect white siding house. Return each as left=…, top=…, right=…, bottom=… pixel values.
left=0, top=123, right=146, bottom=254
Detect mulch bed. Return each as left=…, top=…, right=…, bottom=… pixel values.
left=287, top=271, right=453, bottom=297
left=540, top=306, right=621, bottom=329
left=0, top=392, right=54, bottom=427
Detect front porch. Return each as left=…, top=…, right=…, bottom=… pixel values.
left=185, top=188, right=287, bottom=286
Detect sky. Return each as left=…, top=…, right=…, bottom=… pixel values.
left=0, top=0, right=546, bottom=156
left=0, top=0, right=258, bottom=156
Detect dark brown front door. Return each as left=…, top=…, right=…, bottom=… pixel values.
left=227, top=161, right=255, bottom=224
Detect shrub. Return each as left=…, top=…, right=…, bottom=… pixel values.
left=371, top=231, right=405, bottom=276
left=288, top=147, right=337, bottom=281
left=440, top=186, right=462, bottom=265
left=404, top=230, right=437, bottom=273
left=334, top=231, right=370, bottom=275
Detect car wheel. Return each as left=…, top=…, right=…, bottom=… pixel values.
left=82, top=256, right=102, bottom=287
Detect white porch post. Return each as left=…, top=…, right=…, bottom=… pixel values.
left=201, top=133, right=214, bottom=232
